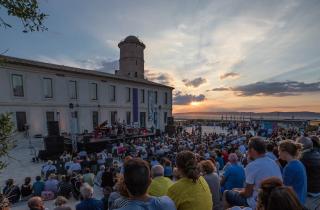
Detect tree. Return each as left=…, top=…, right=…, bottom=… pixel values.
left=0, top=0, right=47, bottom=33
left=0, top=113, right=15, bottom=171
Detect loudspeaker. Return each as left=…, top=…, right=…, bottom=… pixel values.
left=167, top=117, right=174, bottom=125
left=165, top=125, right=176, bottom=137
left=44, top=136, right=64, bottom=154
left=47, top=121, right=60, bottom=136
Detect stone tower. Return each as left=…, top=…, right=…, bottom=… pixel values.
left=118, top=35, right=145, bottom=79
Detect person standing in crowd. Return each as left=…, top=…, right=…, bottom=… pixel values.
left=256, top=177, right=306, bottom=210
left=83, top=168, right=95, bottom=187
left=101, top=166, right=115, bottom=188
left=116, top=158, right=176, bottom=210
left=148, top=165, right=173, bottom=197
left=95, top=165, right=105, bottom=186
left=21, top=177, right=33, bottom=201
left=224, top=137, right=282, bottom=210
left=167, top=151, right=213, bottom=210
left=220, top=153, right=245, bottom=191
left=44, top=174, right=59, bottom=195
left=278, top=140, right=307, bottom=204
left=41, top=160, right=57, bottom=179
left=266, top=143, right=277, bottom=161
left=2, top=178, right=20, bottom=204
left=28, top=196, right=46, bottom=210
left=33, top=176, right=45, bottom=196
left=53, top=196, right=72, bottom=210
left=296, top=136, right=320, bottom=210
left=76, top=183, right=103, bottom=210
left=69, top=158, right=82, bottom=173
left=199, top=160, right=222, bottom=210
left=57, top=175, right=73, bottom=199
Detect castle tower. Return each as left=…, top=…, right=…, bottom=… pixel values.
left=118, top=35, right=145, bottom=79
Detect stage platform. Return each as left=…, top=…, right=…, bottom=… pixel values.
left=64, top=133, right=156, bottom=153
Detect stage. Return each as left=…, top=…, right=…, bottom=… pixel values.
left=64, top=133, right=156, bottom=153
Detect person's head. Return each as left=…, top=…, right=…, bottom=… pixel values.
left=228, top=153, right=238, bottom=164
left=257, top=177, right=304, bottom=210
left=266, top=143, right=274, bottom=152
left=151, top=165, right=164, bottom=178
left=61, top=175, right=66, bottom=182
left=248, top=137, right=266, bottom=159
left=47, top=160, right=53, bottom=165
left=54, top=196, right=68, bottom=207
left=6, top=179, right=13, bottom=187
left=123, top=158, right=151, bottom=197
left=80, top=183, right=94, bottom=200
left=176, top=151, right=200, bottom=182
left=35, top=176, right=41, bottom=182
left=84, top=168, right=90, bottom=174
left=48, top=174, right=56, bottom=180
left=278, top=140, right=303, bottom=161
left=310, top=136, right=320, bottom=148
left=103, top=186, right=113, bottom=198
left=28, top=196, right=45, bottom=210
left=199, top=160, right=215, bottom=175
left=24, top=177, right=31, bottom=185
left=100, top=165, right=105, bottom=171
left=296, top=136, right=313, bottom=150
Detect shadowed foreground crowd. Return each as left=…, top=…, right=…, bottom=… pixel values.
left=1, top=128, right=320, bottom=210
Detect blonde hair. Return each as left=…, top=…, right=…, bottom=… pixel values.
left=54, top=196, right=68, bottom=206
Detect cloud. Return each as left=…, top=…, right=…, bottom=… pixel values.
left=220, top=72, right=240, bottom=80
left=145, top=70, right=174, bottom=86
left=208, top=87, right=230, bottom=91
left=173, top=91, right=206, bottom=105
left=182, top=77, right=207, bottom=87
left=233, top=81, right=320, bottom=96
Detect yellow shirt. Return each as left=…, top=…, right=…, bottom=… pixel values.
left=167, top=176, right=213, bottom=210
left=148, top=176, right=174, bottom=197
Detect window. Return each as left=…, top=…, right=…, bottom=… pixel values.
left=90, top=83, right=98, bottom=100
left=43, top=78, right=53, bottom=98
left=111, top=111, right=117, bottom=124
left=155, top=91, right=158, bottom=104
left=140, top=89, right=145, bottom=103
left=126, top=111, right=131, bottom=125
left=164, top=112, right=168, bottom=124
left=135, top=72, right=138, bottom=77
left=16, top=112, right=27, bottom=131
left=46, top=112, right=55, bottom=122
left=92, top=111, right=99, bottom=129
left=126, top=87, right=131, bottom=102
left=12, top=74, right=24, bottom=97
left=110, top=85, right=116, bottom=101
left=164, top=92, right=168, bottom=104
left=140, top=112, right=146, bottom=128
left=69, top=80, right=77, bottom=99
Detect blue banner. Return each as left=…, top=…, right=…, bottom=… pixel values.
left=132, top=88, right=138, bottom=122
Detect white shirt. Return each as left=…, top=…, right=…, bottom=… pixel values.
left=245, top=155, right=282, bottom=209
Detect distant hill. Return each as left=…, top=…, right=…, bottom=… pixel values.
left=173, top=111, right=320, bottom=120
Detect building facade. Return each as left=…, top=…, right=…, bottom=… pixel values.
left=0, top=36, right=173, bottom=136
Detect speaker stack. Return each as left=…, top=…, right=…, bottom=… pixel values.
left=165, top=116, right=176, bottom=137
left=47, top=121, right=60, bottom=136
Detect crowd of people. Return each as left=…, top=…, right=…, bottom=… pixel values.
left=1, top=123, right=320, bottom=210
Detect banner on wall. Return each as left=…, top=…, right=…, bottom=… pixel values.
left=132, top=88, right=139, bottom=122
left=148, top=90, right=154, bottom=122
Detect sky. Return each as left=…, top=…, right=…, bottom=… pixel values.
left=1, top=0, right=320, bottom=113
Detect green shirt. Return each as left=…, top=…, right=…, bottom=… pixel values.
left=148, top=176, right=174, bottom=197
left=167, top=176, right=213, bottom=210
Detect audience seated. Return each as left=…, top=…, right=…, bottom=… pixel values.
left=148, top=165, right=173, bottom=197
left=76, top=183, right=103, bottom=210
left=167, top=151, right=213, bottom=210
left=116, top=158, right=176, bottom=210
left=278, top=139, right=307, bottom=204
left=199, top=160, right=222, bottom=210
left=223, top=137, right=282, bottom=210
left=297, top=136, right=320, bottom=210
left=220, top=153, right=245, bottom=191
left=256, top=177, right=306, bottom=210
left=3, top=178, right=20, bottom=204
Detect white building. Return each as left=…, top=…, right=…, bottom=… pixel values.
left=0, top=36, right=173, bottom=136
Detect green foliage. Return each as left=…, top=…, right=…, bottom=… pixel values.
left=0, top=0, right=47, bottom=32
left=0, top=113, right=15, bottom=171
